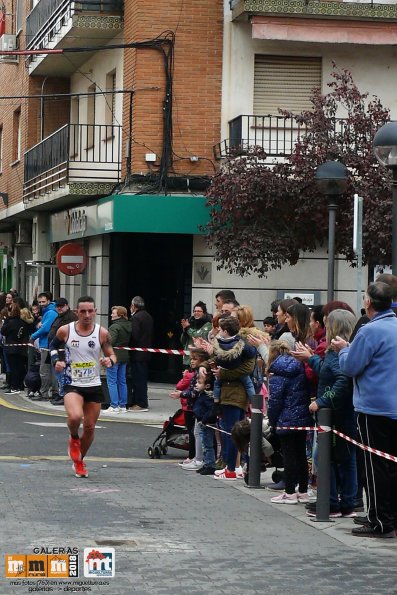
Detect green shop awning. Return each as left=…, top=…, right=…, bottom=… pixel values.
left=108, top=193, right=210, bottom=234
left=49, top=194, right=211, bottom=242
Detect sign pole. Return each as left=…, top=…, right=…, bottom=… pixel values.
left=353, top=194, right=364, bottom=317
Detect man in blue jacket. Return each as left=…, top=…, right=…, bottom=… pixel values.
left=332, top=282, right=397, bottom=538
left=31, top=292, right=58, bottom=401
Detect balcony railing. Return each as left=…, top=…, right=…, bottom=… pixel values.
left=26, top=0, right=124, bottom=48
left=214, top=114, right=347, bottom=160
left=23, top=123, right=122, bottom=203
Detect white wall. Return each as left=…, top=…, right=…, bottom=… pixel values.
left=70, top=33, right=124, bottom=126
left=192, top=235, right=368, bottom=323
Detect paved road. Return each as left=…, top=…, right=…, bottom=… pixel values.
left=1, top=396, right=397, bottom=595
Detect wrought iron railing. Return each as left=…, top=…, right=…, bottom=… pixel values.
left=214, top=114, right=349, bottom=159
left=26, top=0, right=124, bottom=48
left=23, top=123, right=122, bottom=202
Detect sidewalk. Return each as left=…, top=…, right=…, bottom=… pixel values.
left=0, top=382, right=177, bottom=425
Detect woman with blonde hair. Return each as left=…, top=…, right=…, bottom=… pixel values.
left=293, top=308, right=357, bottom=517
left=106, top=306, right=131, bottom=414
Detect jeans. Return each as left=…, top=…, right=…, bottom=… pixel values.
left=106, top=363, right=127, bottom=408
left=130, top=361, right=149, bottom=408
left=330, top=453, right=357, bottom=511
left=198, top=422, right=215, bottom=467
left=40, top=349, right=58, bottom=399
left=220, top=404, right=246, bottom=471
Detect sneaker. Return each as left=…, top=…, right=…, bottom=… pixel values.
left=341, top=509, right=357, bottom=518
left=5, top=389, right=20, bottom=394
left=351, top=525, right=395, bottom=539
left=106, top=407, right=119, bottom=414
left=178, top=458, right=193, bottom=466
left=307, top=487, right=317, bottom=500
left=31, top=392, right=45, bottom=401
left=68, top=437, right=81, bottom=463
left=214, top=468, right=237, bottom=481
left=353, top=515, right=370, bottom=526
left=129, top=405, right=149, bottom=412
left=214, top=467, right=227, bottom=476
left=118, top=407, right=128, bottom=413
left=266, top=480, right=286, bottom=491
left=73, top=460, right=88, bottom=478
left=271, top=492, right=298, bottom=504
left=297, top=492, right=310, bottom=503
left=235, top=466, right=245, bottom=479
left=51, top=398, right=64, bottom=406
left=197, top=465, right=216, bottom=475
left=306, top=509, right=342, bottom=518
left=181, top=459, right=203, bottom=470
left=306, top=502, right=342, bottom=515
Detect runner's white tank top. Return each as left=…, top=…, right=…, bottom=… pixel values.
left=64, top=323, right=102, bottom=387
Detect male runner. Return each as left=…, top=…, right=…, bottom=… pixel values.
left=49, top=296, right=116, bottom=478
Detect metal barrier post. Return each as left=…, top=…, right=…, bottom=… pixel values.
left=313, top=408, right=333, bottom=522
left=248, top=394, right=263, bottom=488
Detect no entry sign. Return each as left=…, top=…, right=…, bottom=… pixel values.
left=56, top=243, right=87, bottom=276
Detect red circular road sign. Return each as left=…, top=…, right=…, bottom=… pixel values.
left=56, top=243, right=87, bottom=276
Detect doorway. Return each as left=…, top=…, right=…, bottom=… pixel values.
left=109, top=233, right=193, bottom=383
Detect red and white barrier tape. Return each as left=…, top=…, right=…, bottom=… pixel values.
left=2, top=343, right=189, bottom=355
left=205, top=421, right=397, bottom=463
left=331, top=427, right=397, bottom=463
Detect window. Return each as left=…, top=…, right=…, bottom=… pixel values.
left=254, top=56, right=322, bottom=114
left=70, top=96, right=80, bottom=157
left=105, top=70, right=116, bottom=131
left=86, top=84, right=96, bottom=149
left=16, top=0, right=24, bottom=33
left=12, top=108, right=21, bottom=163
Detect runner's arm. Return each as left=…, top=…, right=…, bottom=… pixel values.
left=100, top=328, right=117, bottom=367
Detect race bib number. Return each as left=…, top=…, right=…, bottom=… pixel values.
left=71, top=361, right=95, bottom=381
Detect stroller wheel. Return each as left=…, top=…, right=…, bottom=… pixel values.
left=272, top=469, right=284, bottom=484
left=161, top=446, right=168, bottom=455
left=154, top=446, right=161, bottom=458
left=147, top=447, right=155, bottom=459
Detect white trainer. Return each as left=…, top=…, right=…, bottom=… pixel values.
left=181, top=459, right=203, bottom=471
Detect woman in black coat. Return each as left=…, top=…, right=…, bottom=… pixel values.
left=1, top=302, right=34, bottom=392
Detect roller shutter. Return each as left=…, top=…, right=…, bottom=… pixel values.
left=254, top=56, right=322, bottom=115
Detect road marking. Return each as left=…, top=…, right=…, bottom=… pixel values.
left=0, top=455, right=176, bottom=463
left=0, top=396, right=168, bottom=425
left=24, top=422, right=105, bottom=428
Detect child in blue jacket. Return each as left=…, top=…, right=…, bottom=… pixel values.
left=192, top=365, right=216, bottom=476
left=267, top=339, right=312, bottom=505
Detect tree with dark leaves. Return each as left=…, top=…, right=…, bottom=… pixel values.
left=204, top=66, right=391, bottom=277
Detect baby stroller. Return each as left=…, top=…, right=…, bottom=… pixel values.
left=147, top=408, right=189, bottom=459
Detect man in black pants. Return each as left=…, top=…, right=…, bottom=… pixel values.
left=333, top=282, right=397, bottom=539
left=129, top=296, right=153, bottom=412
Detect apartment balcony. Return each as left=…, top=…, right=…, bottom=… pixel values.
left=26, top=0, right=124, bottom=76
left=214, top=114, right=347, bottom=160
left=231, top=0, right=397, bottom=44
left=23, top=123, right=122, bottom=205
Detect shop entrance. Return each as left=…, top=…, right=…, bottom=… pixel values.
left=109, top=233, right=193, bottom=383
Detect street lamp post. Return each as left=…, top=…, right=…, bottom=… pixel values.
left=316, top=161, right=349, bottom=302
left=373, top=121, right=397, bottom=274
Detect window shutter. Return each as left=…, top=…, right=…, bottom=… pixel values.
left=254, top=56, right=322, bottom=115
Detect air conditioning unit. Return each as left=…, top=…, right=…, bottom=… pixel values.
left=0, top=34, right=18, bottom=64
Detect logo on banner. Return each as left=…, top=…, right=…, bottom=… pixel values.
left=84, top=548, right=115, bottom=578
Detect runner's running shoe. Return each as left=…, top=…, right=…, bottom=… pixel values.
left=73, top=460, right=88, bottom=478
left=68, top=437, right=81, bottom=463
